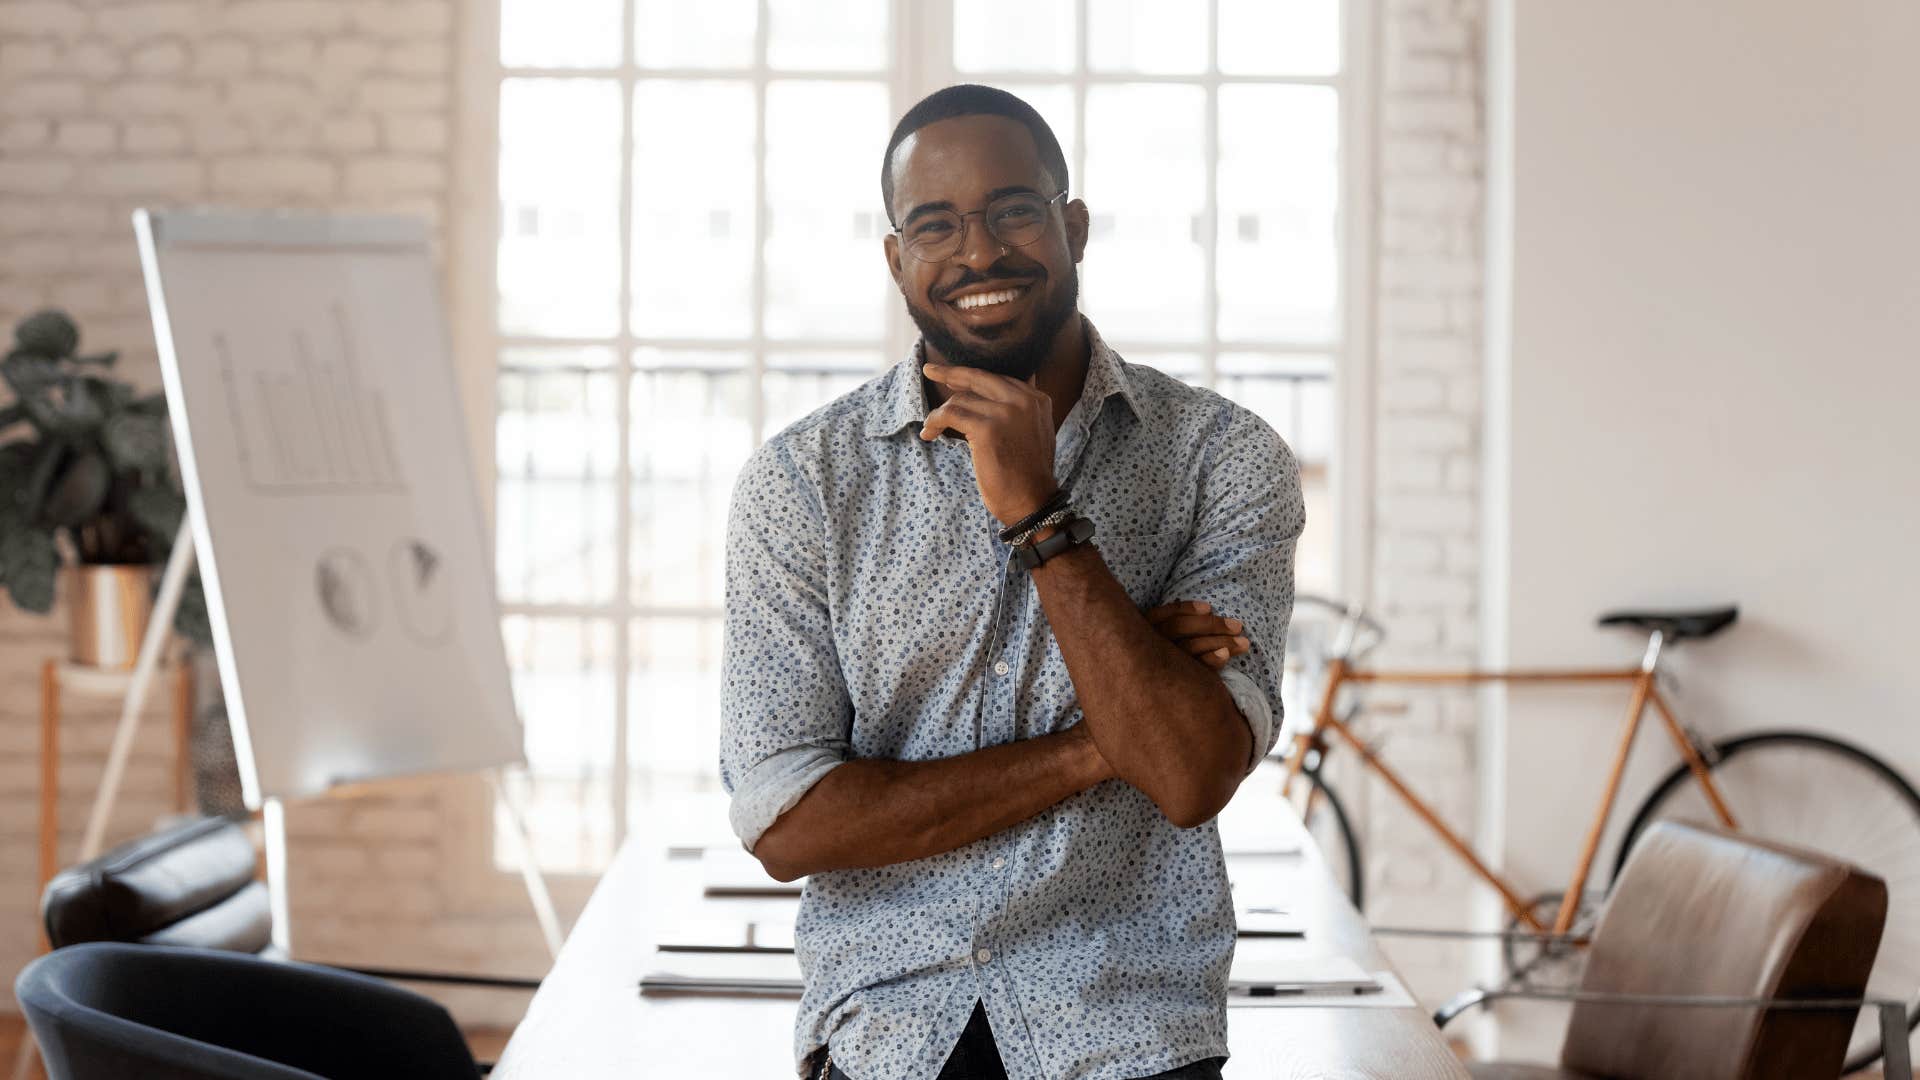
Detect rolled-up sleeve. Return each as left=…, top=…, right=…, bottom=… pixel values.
left=718, top=439, right=853, bottom=852
left=1159, top=404, right=1305, bottom=774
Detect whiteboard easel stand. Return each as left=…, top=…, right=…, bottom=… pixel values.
left=14, top=519, right=564, bottom=1080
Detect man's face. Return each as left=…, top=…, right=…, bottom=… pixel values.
left=884, top=114, right=1090, bottom=379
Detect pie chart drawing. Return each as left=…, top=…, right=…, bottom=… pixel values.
left=315, top=548, right=378, bottom=639
left=389, top=536, right=453, bottom=646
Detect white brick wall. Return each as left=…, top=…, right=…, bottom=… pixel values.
left=0, top=0, right=542, bottom=1025
left=1356, top=0, right=1490, bottom=1005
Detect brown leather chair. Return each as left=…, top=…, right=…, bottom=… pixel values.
left=1440, top=820, right=1894, bottom=1080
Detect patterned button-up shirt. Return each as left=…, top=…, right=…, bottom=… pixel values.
left=719, top=319, right=1304, bottom=1080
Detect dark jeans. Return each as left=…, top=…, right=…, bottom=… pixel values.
left=816, top=1000, right=1226, bottom=1080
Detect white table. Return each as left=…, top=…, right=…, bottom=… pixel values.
left=493, top=801, right=1468, bottom=1079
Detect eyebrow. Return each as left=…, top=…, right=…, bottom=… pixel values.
left=900, top=185, right=1045, bottom=228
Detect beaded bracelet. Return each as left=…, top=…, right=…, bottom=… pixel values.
left=996, top=487, right=1071, bottom=545
left=1006, top=507, right=1075, bottom=548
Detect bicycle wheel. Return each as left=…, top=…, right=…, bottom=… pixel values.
left=1613, top=731, right=1920, bottom=1074
left=1300, top=768, right=1364, bottom=911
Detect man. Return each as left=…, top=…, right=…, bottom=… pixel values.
left=720, top=85, right=1304, bottom=1080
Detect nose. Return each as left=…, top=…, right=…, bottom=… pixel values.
left=954, top=212, right=1007, bottom=273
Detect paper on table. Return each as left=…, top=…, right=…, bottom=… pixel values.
left=655, top=918, right=796, bottom=953
left=640, top=948, right=804, bottom=997
left=1234, top=909, right=1307, bottom=938
left=1229, top=971, right=1418, bottom=1009
left=1228, top=953, right=1377, bottom=993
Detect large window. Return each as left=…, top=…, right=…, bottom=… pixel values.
left=490, top=0, right=1352, bottom=871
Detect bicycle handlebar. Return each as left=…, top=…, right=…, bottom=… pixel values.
left=1295, top=593, right=1385, bottom=635
left=1294, top=593, right=1387, bottom=658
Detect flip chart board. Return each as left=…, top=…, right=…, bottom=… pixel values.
left=134, top=208, right=524, bottom=806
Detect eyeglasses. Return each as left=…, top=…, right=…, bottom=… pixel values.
left=895, top=190, right=1067, bottom=262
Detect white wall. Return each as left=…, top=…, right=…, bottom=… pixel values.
left=1487, top=0, right=1920, bottom=1057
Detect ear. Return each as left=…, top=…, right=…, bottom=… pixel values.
left=1064, top=198, right=1090, bottom=264
left=883, top=231, right=905, bottom=289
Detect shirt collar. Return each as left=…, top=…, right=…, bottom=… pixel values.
left=862, top=317, right=1142, bottom=439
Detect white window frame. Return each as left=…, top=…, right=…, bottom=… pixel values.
left=907, top=0, right=1376, bottom=600
left=445, top=0, right=1376, bottom=901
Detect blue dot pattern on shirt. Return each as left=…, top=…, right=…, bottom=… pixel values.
left=719, top=320, right=1305, bottom=1080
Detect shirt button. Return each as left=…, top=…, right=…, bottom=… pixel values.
left=975, top=948, right=992, bottom=964
left=993, top=660, right=1009, bottom=676
left=992, top=856, right=1006, bottom=869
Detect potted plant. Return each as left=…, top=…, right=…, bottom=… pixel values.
left=0, top=309, right=211, bottom=666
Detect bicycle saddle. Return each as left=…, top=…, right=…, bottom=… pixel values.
left=1595, top=606, right=1738, bottom=642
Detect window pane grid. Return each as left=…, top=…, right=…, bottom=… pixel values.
left=945, top=4, right=1349, bottom=392
left=495, top=366, right=620, bottom=606
left=495, top=0, right=1349, bottom=870
left=498, top=614, right=619, bottom=873
left=498, top=0, right=895, bottom=867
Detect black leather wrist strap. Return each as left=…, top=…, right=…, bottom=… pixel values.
left=1014, top=514, right=1096, bottom=570
left=997, top=487, right=1071, bottom=545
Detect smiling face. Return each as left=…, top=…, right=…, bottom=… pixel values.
left=884, top=113, right=1090, bottom=379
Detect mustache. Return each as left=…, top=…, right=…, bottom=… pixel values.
left=935, top=263, right=1043, bottom=302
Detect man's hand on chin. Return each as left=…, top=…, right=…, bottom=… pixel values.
left=920, top=361, right=1058, bottom=526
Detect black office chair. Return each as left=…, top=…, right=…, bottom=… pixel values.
left=33, top=817, right=538, bottom=1076
left=16, top=942, right=482, bottom=1080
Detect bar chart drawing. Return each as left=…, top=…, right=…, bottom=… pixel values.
left=214, top=302, right=407, bottom=495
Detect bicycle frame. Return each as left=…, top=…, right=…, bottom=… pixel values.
left=1282, top=629, right=1741, bottom=934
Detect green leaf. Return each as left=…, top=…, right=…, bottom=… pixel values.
left=40, top=448, right=110, bottom=527
left=2, top=349, right=60, bottom=397
left=79, top=373, right=134, bottom=412
left=126, top=391, right=170, bottom=416
left=20, top=374, right=106, bottom=441
left=0, top=440, right=36, bottom=512
left=20, top=440, right=63, bottom=522
left=128, top=485, right=185, bottom=540
left=103, top=410, right=170, bottom=472
left=0, top=522, right=58, bottom=613
left=13, top=310, right=78, bottom=359
left=0, top=437, right=33, bottom=475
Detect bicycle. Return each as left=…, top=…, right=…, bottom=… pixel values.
left=1273, top=594, right=1920, bottom=1074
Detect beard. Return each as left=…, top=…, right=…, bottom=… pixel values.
left=903, top=264, right=1080, bottom=381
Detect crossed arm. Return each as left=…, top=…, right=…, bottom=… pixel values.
left=749, top=602, right=1254, bottom=882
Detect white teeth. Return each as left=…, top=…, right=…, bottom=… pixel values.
left=954, top=287, right=1024, bottom=311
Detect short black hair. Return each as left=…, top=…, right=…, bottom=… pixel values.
left=880, top=84, right=1069, bottom=227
